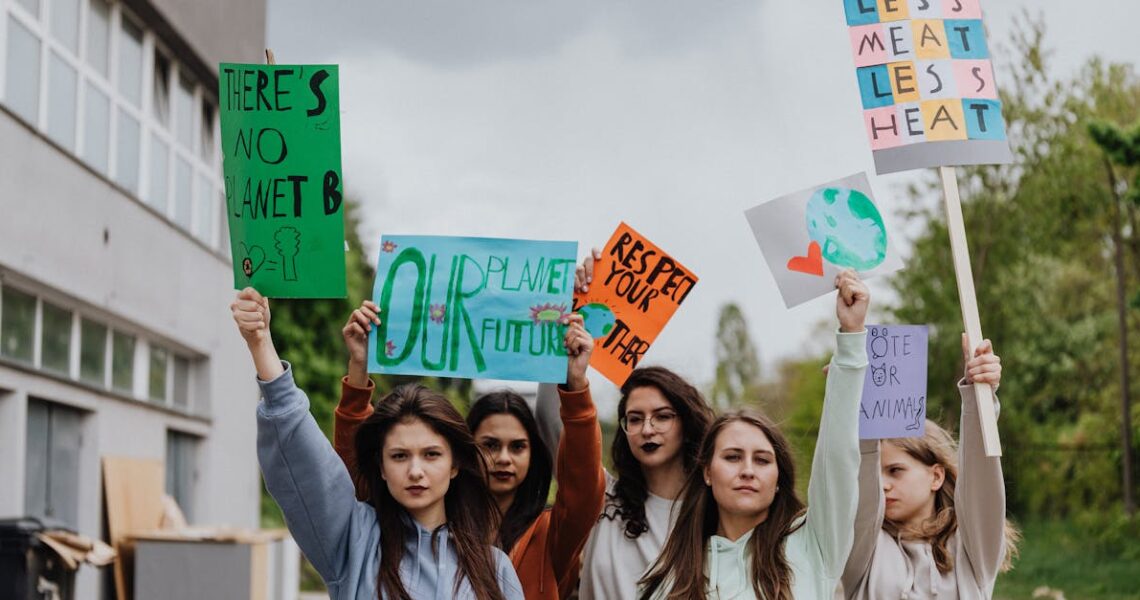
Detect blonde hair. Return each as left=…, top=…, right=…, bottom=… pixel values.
left=883, top=420, right=1020, bottom=574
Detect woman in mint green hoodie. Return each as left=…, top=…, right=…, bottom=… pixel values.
left=638, top=270, right=869, bottom=600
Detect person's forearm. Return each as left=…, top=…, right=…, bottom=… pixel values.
left=249, top=339, right=284, bottom=381
left=346, top=358, right=369, bottom=387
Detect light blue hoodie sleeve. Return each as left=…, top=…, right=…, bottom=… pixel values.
left=256, top=363, right=378, bottom=587
left=494, top=548, right=526, bottom=600
left=803, top=330, right=867, bottom=578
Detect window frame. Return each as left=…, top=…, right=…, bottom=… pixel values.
left=0, top=0, right=227, bottom=252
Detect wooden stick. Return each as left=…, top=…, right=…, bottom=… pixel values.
left=265, top=48, right=276, bottom=65
left=940, top=166, right=1002, bottom=456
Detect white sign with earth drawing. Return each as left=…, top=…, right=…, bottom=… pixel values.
left=745, top=172, right=904, bottom=308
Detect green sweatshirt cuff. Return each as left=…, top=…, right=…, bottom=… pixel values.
left=833, top=330, right=869, bottom=368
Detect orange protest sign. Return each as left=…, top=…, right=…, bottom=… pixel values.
left=573, top=222, right=698, bottom=386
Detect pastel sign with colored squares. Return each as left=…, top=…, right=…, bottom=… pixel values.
left=842, top=0, right=1013, bottom=174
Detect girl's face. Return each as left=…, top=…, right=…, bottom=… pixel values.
left=474, top=414, right=531, bottom=500
left=623, top=386, right=684, bottom=472
left=381, top=418, right=458, bottom=524
left=705, top=422, right=780, bottom=525
left=880, top=442, right=944, bottom=528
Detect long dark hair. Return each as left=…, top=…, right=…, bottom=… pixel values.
left=640, top=411, right=806, bottom=600
left=607, top=366, right=714, bottom=539
left=466, top=390, right=553, bottom=553
left=355, top=384, right=505, bottom=600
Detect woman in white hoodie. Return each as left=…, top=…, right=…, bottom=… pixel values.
left=638, top=270, right=869, bottom=600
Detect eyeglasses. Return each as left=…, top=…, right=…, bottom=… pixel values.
left=619, top=411, right=677, bottom=434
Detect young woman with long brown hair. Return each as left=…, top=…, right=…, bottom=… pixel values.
left=231, top=287, right=523, bottom=600
left=335, top=302, right=606, bottom=599
left=838, top=336, right=1019, bottom=599
left=638, top=270, right=870, bottom=600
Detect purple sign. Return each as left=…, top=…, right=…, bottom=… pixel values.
left=860, top=324, right=928, bottom=439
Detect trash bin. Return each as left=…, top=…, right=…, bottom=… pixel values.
left=0, top=517, right=76, bottom=600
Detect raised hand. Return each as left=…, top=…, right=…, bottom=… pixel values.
left=231, top=287, right=272, bottom=347
left=343, top=301, right=381, bottom=364
left=563, top=313, right=593, bottom=391
left=229, top=287, right=283, bottom=381
left=343, top=300, right=381, bottom=386
left=575, top=247, right=603, bottom=293
left=835, top=269, right=870, bottom=333
left=962, top=334, right=1001, bottom=389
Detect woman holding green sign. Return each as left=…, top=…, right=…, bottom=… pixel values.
left=231, top=287, right=524, bottom=600
left=334, top=300, right=606, bottom=600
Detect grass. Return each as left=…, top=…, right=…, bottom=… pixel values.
left=994, top=518, right=1140, bottom=600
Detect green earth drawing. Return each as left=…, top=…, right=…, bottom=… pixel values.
left=578, top=302, right=616, bottom=339
left=805, top=187, right=888, bottom=271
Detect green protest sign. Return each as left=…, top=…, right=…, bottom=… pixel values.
left=219, top=63, right=345, bottom=298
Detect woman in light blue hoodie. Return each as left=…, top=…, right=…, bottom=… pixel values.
left=638, top=270, right=869, bottom=600
left=231, top=287, right=524, bottom=600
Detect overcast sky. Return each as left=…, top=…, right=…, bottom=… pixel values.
left=266, top=0, right=1140, bottom=412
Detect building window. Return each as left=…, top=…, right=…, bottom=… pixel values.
left=166, top=431, right=198, bottom=521
left=174, top=72, right=194, bottom=150
left=152, top=50, right=170, bottom=127
left=50, top=0, right=80, bottom=54
left=172, top=355, right=190, bottom=410
left=85, top=0, right=110, bottom=77
left=173, top=157, right=192, bottom=229
left=147, top=133, right=169, bottom=209
left=5, top=15, right=41, bottom=124
left=2, top=0, right=225, bottom=249
left=199, top=102, right=215, bottom=163
left=1, top=286, right=36, bottom=363
left=14, top=0, right=40, bottom=18
left=110, top=330, right=135, bottom=394
left=148, top=344, right=168, bottom=403
left=40, top=301, right=72, bottom=375
left=116, top=108, right=141, bottom=193
left=25, top=399, right=84, bottom=528
left=116, top=15, right=143, bottom=107
left=194, top=173, right=213, bottom=243
left=46, top=51, right=78, bottom=150
left=79, top=317, right=106, bottom=385
left=83, top=82, right=110, bottom=174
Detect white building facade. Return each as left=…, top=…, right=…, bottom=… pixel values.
left=0, top=0, right=267, bottom=597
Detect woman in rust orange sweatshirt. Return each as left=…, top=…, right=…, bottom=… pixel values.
left=334, top=300, right=605, bottom=600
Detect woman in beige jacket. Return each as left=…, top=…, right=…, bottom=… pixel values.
left=839, top=336, right=1019, bottom=600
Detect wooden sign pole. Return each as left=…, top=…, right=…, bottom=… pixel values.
left=265, top=48, right=276, bottom=65
left=939, top=166, right=1002, bottom=456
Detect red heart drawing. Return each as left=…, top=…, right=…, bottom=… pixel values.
left=786, top=241, right=824, bottom=276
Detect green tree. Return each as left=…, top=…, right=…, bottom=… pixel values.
left=887, top=14, right=1140, bottom=518
left=1089, top=118, right=1140, bottom=516
left=710, top=303, right=761, bottom=410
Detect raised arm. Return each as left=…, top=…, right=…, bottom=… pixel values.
left=955, top=338, right=1007, bottom=589
left=548, top=314, right=606, bottom=596
left=532, top=246, right=604, bottom=457
left=804, top=270, right=868, bottom=577
left=333, top=300, right=381, bottom=500
left=232, top=289, right=371, bottom=583
left=840, top=440, right=885, bottom=598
